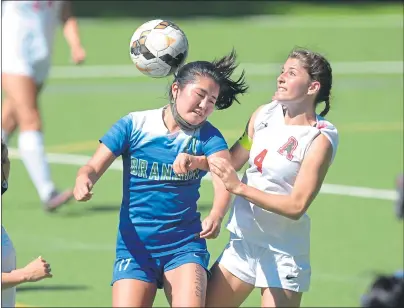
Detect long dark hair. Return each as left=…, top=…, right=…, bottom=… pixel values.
left=169, top=48, right=248, bottom=110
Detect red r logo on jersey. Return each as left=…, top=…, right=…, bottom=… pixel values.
left=277, top=137, right=298, bottom=161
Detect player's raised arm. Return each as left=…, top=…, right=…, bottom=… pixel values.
left=173, top=104, right=264, bottom=174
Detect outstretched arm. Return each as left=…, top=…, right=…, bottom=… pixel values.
left=173, top=105, right=265, bottom=173
left=74, top=143, right=116, bottom=201
left=2, top=257, right=52, bottom=289
left=77, top=143, right=117, bottom=186
left=74, top=114, right=133, bottom=201
left=2, top=270, right=27, bottom=289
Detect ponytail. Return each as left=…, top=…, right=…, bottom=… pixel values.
left=211, top=49, right=249, bottom=110
left=319, top=99, right=330, bottom=117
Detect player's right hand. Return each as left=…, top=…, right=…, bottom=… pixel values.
left=21, top=256, right=52, bottom=282
left=73, top=175, right=94, bottom=202
left=173, top=153, right=196, bottom=175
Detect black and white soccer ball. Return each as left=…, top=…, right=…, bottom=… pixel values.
left=129, top=19, right=189, bottom=78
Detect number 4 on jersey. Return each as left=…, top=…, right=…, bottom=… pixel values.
left=254, top=136, right=298, bottom=172
left=254, top=149, right=268, bottom=173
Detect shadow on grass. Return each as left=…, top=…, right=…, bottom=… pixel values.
left=17, top=284, right=89, bottom=292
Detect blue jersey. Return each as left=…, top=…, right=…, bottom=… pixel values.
left=100, top=107, right=228, bottom=257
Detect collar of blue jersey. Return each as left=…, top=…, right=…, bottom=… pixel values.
left=170, top=100, right=206, bottom=132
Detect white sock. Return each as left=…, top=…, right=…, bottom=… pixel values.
left=2, top=129, right=9, bottom=144
left=18, top=131, right=55, bottom=202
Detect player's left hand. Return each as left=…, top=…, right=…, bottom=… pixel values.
left=208, top=157, right=241, bottom=194
left=199, top=212, right=222, bottom=239
left=71, top=45, right=86, bottom=65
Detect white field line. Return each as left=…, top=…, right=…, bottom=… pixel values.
left=48, top=61, right=404, bottom=79
left=8, top=148, right=398, bottom=201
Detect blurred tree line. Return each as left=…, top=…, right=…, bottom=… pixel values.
left=71, top=0, right=385, bottom=18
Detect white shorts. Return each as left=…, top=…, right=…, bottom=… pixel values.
left=217, top=233, right=311, bottom=292
left=1, top=20, right=52, bottom=85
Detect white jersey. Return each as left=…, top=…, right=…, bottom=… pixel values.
left=1, top=1, right=63, bottom=83
left=227, top=101, right=339, bottom=256
left=1, top=226, right=17, bottom=308
left=2, top=0, right=63, bottom=49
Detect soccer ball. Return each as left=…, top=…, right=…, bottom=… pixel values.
left=129, top=19, right=189, bottom=78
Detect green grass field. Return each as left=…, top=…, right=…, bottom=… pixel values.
left=2, top=4, right=403, bottom=307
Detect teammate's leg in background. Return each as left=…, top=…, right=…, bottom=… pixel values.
left=1, top=73, right=73, bottom=210
left=1, top=96, right=18, bottom=144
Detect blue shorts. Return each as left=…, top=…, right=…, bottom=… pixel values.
left=111, top=240, right=211, bottom=289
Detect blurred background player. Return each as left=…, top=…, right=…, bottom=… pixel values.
left=361, top=275, right=404, bottom=307
left=1, top=0, right=86, bottom=211
left=2, top=139, right=53, bottom=308
left=73, top=51, right=247, bottom=307
left=174, top=48, right=338, bottom=307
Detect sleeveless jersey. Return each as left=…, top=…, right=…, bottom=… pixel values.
left=227, top=101, right=339, bottom=256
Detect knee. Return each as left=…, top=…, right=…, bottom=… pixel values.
left=17, top=109, right=42, bottom=131
left=2, top=76, right=42, bottom=131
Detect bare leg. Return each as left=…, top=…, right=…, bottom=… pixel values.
left=206, top=262, right=254, bottom=307
left=261, top=287, right=302, bottom=307
left=112, top=279, right=157, bottom=308
left=164, top=263, right=207, bottom=307
left=1, top=96, right=18, bottom=142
